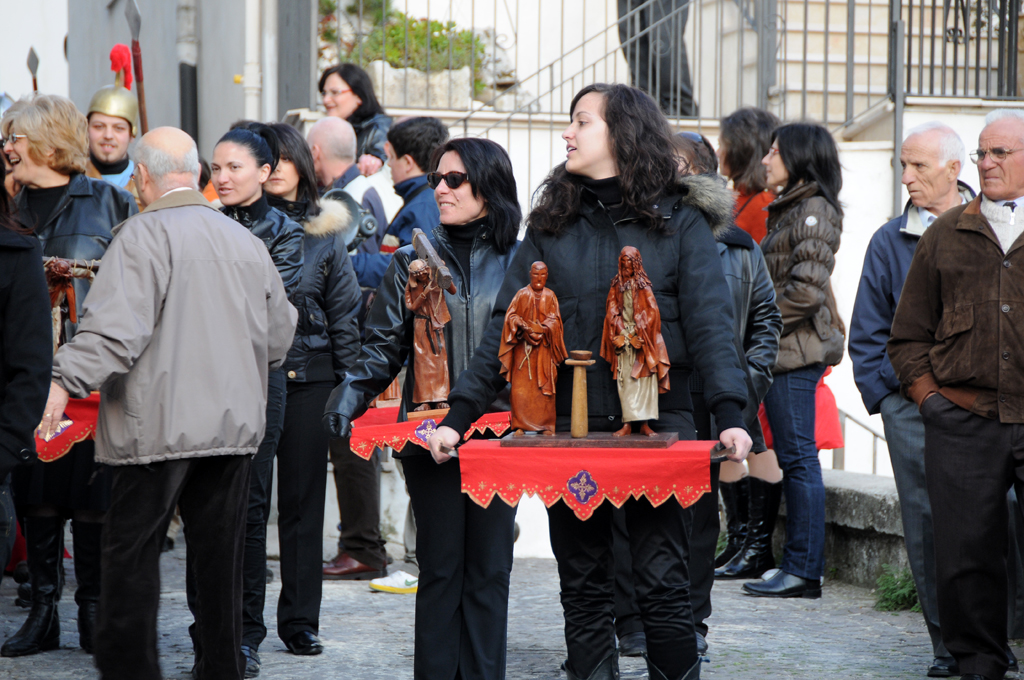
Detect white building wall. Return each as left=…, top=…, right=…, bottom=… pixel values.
left=3, top=0, right=69, bottom=100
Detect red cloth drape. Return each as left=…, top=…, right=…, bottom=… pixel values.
left=348, top=410, right=511, bottom=460
left=457, top=439, right=713, bottom=520
left=759, top=368, right=844, bottom=450
left=33, top=393, right=101, bottom=462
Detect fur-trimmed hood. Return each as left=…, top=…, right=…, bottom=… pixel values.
left=305, top=198, right=354, bottom=240
left=673, top=173, right=735, bottom=240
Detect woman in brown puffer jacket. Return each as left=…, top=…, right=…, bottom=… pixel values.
left=741, top=122, right=845, bottom=600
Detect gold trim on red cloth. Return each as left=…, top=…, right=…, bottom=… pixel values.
left=34, top=393, right=101, bottom=462
left=348, top=410, right=511, bottom=460
left=456, top=439, right=712, bottom=520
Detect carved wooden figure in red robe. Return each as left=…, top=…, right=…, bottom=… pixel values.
left=405, top=258, right=457, bottom=411
left=499, top=261, right=569, bottom=435
left=600, top=246, right=671, bottom=436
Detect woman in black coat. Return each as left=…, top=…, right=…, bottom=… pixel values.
left=2, top=95, right=137, bottom=658
left=319, top=63, right=392, bottom=176
left=208, top=123, right=305, bottom=675
left=429, top=84, right=753, bottom=680
left=323, top=137, right=520, bottom=680
left=264, top=123, right=361, bottom=656
left=0, top=164, right=52, bottom=591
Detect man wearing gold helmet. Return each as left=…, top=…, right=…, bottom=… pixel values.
left=85, top=45, right=140, bottom=206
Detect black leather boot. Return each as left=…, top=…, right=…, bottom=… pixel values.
left=715, top=477, right=782, bottom=579
left=714, top=479, right=748, bottom=568
left=647, top=657, right=701, bottom=680
left=565, top=651, right=620, bottom=680
left=72, top=521, right=103, bottom=654
left=1, top=517, right=64, bottom=657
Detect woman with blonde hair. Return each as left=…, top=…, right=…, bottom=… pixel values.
left=0, top=94, right=136, bottom=657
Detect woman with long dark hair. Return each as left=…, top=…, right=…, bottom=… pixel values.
left=1, top=95, right=137, bottom=659
left=713, top=108, right=786, bottom=582
left=740, top=122, right=845, bottom=599
left=430, top=83, right=752, bottom=680
left=206, top=123, right=304, bottom=676
left=323, top=137, right=520, bottom=680
left=263, top=123, right=361, bottom=656
left=319, top=63, right=392, bottom=176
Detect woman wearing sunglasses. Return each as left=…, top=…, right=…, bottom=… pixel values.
left=430, top=83, right=752, bottom=680
left=323, top=137, right=520, bottom=680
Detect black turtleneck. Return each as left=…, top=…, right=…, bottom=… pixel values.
left=222, top=194, right=271, bottom=228
left=25, top=184, right=69, bottom=229
left=445, top=215, right=487, bottom=290
left=90, top=153, right=130, bottom=176
left=578, top=176, right=632, bottom=223
left=267, top=194, right=311, bottom=224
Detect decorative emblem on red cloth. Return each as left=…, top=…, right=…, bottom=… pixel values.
left=33, top=393, right=101, bottom=462
left=567, top=470, right=598, bottom=504
left=414, top=419, right=438, bottom=444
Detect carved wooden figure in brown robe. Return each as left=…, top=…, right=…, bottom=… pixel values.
left=499, top=261, right=569, bottom=435
left=600, top=246, right=671, bottom=437
left=405, top=258, right=457, bottom=411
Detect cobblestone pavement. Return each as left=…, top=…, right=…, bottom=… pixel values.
left=0, top=547, right=1022, bottom=680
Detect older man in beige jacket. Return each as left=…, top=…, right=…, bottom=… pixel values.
left=39, top=127, right=297, bottom=680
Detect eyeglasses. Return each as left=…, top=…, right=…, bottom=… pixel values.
left=766, top=146, right=781, bottom=159
left=321, top=88, right=352, bottom=98
left=427, top=171, right=469, bottom=190
left=2, top=134, right=25, bottom=146
left=970, top=147, right=1022, bottom=163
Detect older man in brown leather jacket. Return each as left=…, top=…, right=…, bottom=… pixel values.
left=889, top=109, right=1024, bottom=680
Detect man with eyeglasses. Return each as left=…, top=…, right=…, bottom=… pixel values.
left=890, top=108, right=1024, bottom=680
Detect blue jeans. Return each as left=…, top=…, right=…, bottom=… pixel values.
left=763, top=363, right=826, bottom=580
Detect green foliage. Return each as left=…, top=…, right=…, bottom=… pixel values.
left=318, top=0, right=340, bottom=52
left=344, top=12, right=486, bottom=92
left=346, top=0, right=393, bottom=26
left=874, top=564, right=922, bottom=612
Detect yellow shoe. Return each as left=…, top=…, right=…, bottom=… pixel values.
left=369, top=570, right=418, bottom=594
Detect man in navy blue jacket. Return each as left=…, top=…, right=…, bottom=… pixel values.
left=349, top=117, right=450, bottom=290
left=850, top=122, right=975, bottom=678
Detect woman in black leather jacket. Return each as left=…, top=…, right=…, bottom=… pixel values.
left=319, top=63, right=392, bottom=176
left=429, top=84, right=753, bottom=680
left=323, top=138, right=520, bottom=680
left=264, top=123, right=361, bottom=657
left=1, top=95, right=137, bottom=658
left=208, top=123, right=305, bottom=675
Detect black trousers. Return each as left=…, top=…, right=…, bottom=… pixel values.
left=330, top=439, right=386, bottom=569
left=276, top=381, right=332, bottom=642
left=402, top=453, right=516, bottom=680
left=551, top=411, right=696, bottom=680
left=923, top=394, right=1024, bottom=680
left=617, top=0, right=695, bottom=116
left=96, top=455, right=251, bottom=680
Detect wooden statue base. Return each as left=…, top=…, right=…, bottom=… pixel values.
left=406, top=407, right=450, bottom=422
left=499, top=431, right=679, bottom=448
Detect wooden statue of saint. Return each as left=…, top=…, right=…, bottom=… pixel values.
left=405, top=258, right=457, bottom=411
left=499, top=261, right=569, bottom=435
left=600, top=246, right=671, bottom=437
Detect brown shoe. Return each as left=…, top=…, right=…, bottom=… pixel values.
left=323, top=553, right=385, bottom=581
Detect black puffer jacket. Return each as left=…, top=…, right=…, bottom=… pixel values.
left=12, top=173, right=138, bottom=339
left=351, top=112, right=392, bottom=163
left=222, top=194, right=304, bottom=299
left=441, top=175, right=750, bottom=437
left=682, top=175, right=782, bottom=453
left=0, top=227, right=52, bottom=471
left=270, top=196, right=362, bottom=384
left=324, top=218, right=518, bottom=453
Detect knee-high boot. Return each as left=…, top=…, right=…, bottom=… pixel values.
left=72, top=521, right=102, bottom=654
left=647, top=656, right=701, bottom=680
left=565, top=651, right=620, bottom=680
left=714, top=479, right=748, bottom=568
left=715, top=477, right=782, bottom=579
left=1, top=517, right=64, bottom=657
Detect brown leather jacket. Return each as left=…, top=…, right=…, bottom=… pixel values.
left=889, top=196, right=1024, bottom=422
left=761, top=181, right=845, bottom=373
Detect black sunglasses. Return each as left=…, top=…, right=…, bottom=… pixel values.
left=427, top=171, right=469, bottom=189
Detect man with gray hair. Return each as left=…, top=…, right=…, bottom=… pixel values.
left=849, top=121, right=975, bottom=677
left=37, top=127, right=297, bottom=680
left=890, top=109, right=1024, bottom=680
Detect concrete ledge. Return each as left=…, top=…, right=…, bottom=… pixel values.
left=775, top=469, right=908, bottom=588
